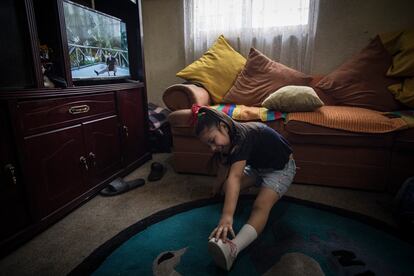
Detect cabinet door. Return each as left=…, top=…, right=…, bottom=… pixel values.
left=0, top=104, right=30, bottom=240
left=23, top=125, right=87, bottom=220
left=117, top=88, right=148, bottom=167
left=83, top=115, right=122, bottom=188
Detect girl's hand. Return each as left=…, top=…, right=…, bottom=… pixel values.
left=208, top=215, right=236, bottom=242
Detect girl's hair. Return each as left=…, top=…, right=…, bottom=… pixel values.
left=193, top=105, right=256, bottom=162
left=194, top=107, right=224, bottom=136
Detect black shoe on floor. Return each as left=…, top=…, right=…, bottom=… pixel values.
left=148, top=162, right=165, bottom=182
left=100, top=177, right=145, bottom=196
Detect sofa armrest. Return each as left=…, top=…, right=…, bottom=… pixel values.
left=168, top=109, right=193, bottom=126
left=163, top=84, right=211, bottom=111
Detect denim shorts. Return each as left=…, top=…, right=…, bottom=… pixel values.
left=243, top=158, right=296, bottom=197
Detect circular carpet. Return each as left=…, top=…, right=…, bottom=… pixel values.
left=70, top=195, right=414, bottom=276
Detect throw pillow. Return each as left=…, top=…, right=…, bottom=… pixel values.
left=176, top=35, right=246, bottom=104
left=380, top=30, right=414, bottom=77
left=223, top=48, right=312, bottom=107
left=262, top=85, right=324, bottom=112
left=315, top=36, right=402, bottom=111
left=388, top=77, right=414, bottom=108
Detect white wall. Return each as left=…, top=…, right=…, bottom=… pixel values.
left=142, top=0, right=414, bottom=106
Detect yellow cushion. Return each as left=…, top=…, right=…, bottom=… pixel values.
left=388, top=77, right=414, bottom=108
left=176, top=35, right=246, bottom=103
left=380, top=30, right=414, bottom=77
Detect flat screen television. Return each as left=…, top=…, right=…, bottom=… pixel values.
left=63, top=0, right=130, bottom=81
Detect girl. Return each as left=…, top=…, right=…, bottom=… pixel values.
left=193, top=105, right=296, bottom=271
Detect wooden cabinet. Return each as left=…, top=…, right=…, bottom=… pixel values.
left=1, top=85, right=150, bottom=256
left=17, top=93, right=117, bottom=136
left=23, top=114, right=123, bottom=220
left=0, top=103, right=30, bottom=241
left=23, top=124, right=86, bottom=220
left=83, top=115, right=122, bottom=188
left=17, top=91, right=143, bottom=220
left=117, top=88, right=148, bottom=168
left=0, top=0, right=150, bottom=257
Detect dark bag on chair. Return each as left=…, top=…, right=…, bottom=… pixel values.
left=148, top=103, right=172, bottom=153
left=149, top=123, right=172, bottom=153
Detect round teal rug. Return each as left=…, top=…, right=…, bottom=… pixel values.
left=70, top=195, right=414, bottom=276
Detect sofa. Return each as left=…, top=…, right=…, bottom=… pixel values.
left=163, top=84, right=413, bottom=193
left=163, top=34, right=414, bottom=193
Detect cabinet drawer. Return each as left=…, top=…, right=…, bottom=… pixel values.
left=18, top=93, right=116, bottom=135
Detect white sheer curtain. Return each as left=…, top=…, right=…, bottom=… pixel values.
left=183, top=0, right=319, bottom=73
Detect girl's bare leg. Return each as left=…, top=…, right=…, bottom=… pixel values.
left=228, top=187, right=279, bottom=258
left=208, top=185, right=280, bottom=271
left=215, top=171, right=256, bottom=196
left=246, top=187, right=280, bottom=234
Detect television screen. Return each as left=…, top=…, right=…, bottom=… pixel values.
left=63, top=1, right=130, bottom=81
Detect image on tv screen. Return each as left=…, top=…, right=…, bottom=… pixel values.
left=63, top=1, right=130, bottom=80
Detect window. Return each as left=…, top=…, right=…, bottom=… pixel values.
left=193, top=0, right=310, bottom=31
left=251, top=0, right=309, bottom=28
left=184, top=0, right=319, bottom=72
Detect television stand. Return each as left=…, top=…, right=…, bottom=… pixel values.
left=0, top=0, right=150, bottom=257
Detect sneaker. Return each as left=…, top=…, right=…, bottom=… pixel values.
left=208, top=238, right=238, bottom=271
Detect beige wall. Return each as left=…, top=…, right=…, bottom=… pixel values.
left=142, top=0, right=185, bottom=106
left=142, top=0, right=414, bottom=106
left=313, top=0, right=414, bottom=74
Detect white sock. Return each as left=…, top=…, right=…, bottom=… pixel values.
left=232, top=224, right=258, bottom=254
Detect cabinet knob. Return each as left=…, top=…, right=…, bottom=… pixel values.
left=123, top=125, right=129, bottom=137
left=88, top=152, right=96, bottom=167
left=4, top=164, right=17, bottom=185
left=79, top=156, right=89, bottom=171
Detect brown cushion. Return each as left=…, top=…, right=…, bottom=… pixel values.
left=309, top=76, right=336, bottom=105
left=223, top=48, right=312, bottom=107
left=312, top=86, right=336, bottom=106
left=315, top=36, right=402, bottom=111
